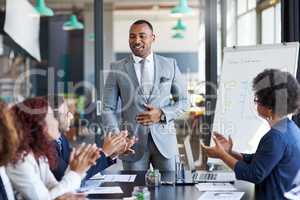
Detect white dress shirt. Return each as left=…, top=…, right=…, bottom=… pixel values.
left=6, top=153, right=84, bottom=200
left=132, top=52, right=155, bottom=87
left=0, top=167, right=15, bottom=200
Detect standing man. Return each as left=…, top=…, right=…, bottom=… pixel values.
left=103, top=20, right=188, bottom=171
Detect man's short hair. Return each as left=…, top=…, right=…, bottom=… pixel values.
left=131, top=19, right=153, bottom=32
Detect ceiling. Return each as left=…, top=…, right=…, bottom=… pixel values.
left=0, top=0, right=201, bottom=11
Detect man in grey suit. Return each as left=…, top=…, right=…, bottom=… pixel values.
left=103, top=20, right=188, bottom=171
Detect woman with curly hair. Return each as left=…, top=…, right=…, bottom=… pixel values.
left=6, top=97, right=100, bottom=200
left=202, top=69, right=300, bottom=200
left=0, top=100, right=19, bottom=200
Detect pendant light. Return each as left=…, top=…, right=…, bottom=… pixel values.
left=35, top=0, right=54, bottom=16
left=171, top=0, right=192, bottom=17
left=63, top=15, right=84, bottom=31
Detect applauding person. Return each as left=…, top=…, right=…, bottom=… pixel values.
left=6, top=97, right=100, bottom=200
left=46, top=95, right=136, bottom=180
left=202, top=69, right=300, bottom=200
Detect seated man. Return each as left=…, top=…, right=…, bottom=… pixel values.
left=46, top=95, right=135, bottom=181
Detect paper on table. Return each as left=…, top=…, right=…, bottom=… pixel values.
left=196, top=183, right=237, bottom=191
left=4, top=0, right=41, bottom=61
left=198, top=192, right=244, bottom=200
left=102, top=175, right=136, bottom=182
left=84, top=186, right=123, bottom=195
left=284, top=185, right=300, bottom=200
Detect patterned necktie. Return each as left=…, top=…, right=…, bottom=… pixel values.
left=140, top=59, right=152, bottom=98
left=0, top=177, right=8, bottom=200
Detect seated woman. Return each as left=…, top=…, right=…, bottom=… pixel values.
left=45, top=95, right=135, bottom=180
left=0, top=100, right=19, bottom=200
left=6, top=97, right=100, bottom=200
left=202, top=69, right=300, bottom=200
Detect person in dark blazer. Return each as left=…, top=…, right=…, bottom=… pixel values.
left=46, top=95, right=135, bottom=181
left=202, top=69, right=300, bottom=200
left=0, top=100, right=19, bottom=200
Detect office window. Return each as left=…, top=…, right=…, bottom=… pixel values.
left=262, top=7, right=275, bottom=44
left=237, top=11, right=256, bottom=45
left=248, top=0, right=256, bottom=9
left=261, top=2, right=281, bottom=44
left=237, top=0, right=247, bottom=15
left=275, top=3, right=281, bottom=43
left=236, top=0, right=257, bottom=46
left=226, top=0, right=237, bottom=47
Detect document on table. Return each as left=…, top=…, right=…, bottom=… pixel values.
left=103, top=174, right=136, bottom=182
left=198, top=192, right=244, bottom=200
left=90, top=173, right=136, bottom=182
left=84, top=186, right=123, bottom=195
left=196, top=183, right=237, bottom=191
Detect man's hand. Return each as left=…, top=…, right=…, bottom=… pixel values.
left=136, top=104, right=162, bottom=125
left=109, top=134, right=138, bottom=158
left=69, top=144, right=100, bottom=175
left=102, top=131, right=127, bottom=157
left=119, top=136, right=137, bottom=156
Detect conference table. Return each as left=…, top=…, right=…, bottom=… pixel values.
left=87, top=170, right=255, bottom=200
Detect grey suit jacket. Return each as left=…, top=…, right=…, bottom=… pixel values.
left=103, top=54, right=188, bottom=161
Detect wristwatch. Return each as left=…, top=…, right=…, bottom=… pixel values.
left=160, top=111, right=166, bottom=123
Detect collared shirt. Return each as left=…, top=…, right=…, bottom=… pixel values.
left=6, top=153, right=84, bottom=200
left=132, top=52, right=154, bottom=86
left=0, top=167, right=14, bottom=200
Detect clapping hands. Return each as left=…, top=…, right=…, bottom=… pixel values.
left=201, top=132, right=233, bottom=159
left=69, top=143, right=100, bottom=175
left=102, top=130, right=137, bottom=159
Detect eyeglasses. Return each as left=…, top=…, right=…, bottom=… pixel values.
left=254, top=97, right=262, bottom=105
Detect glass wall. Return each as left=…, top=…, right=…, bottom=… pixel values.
left=262, top=3, right=281, bottom=44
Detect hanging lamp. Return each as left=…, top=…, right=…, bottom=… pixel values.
left=172, top=19, right=187, bottom=31
left=35, top=0, right=54, bottom=16
left=172, top=32, right=184, bottom=39
left=171, top=0, right=192, bottom=17
left=63, top=15, right=84, bottom=31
